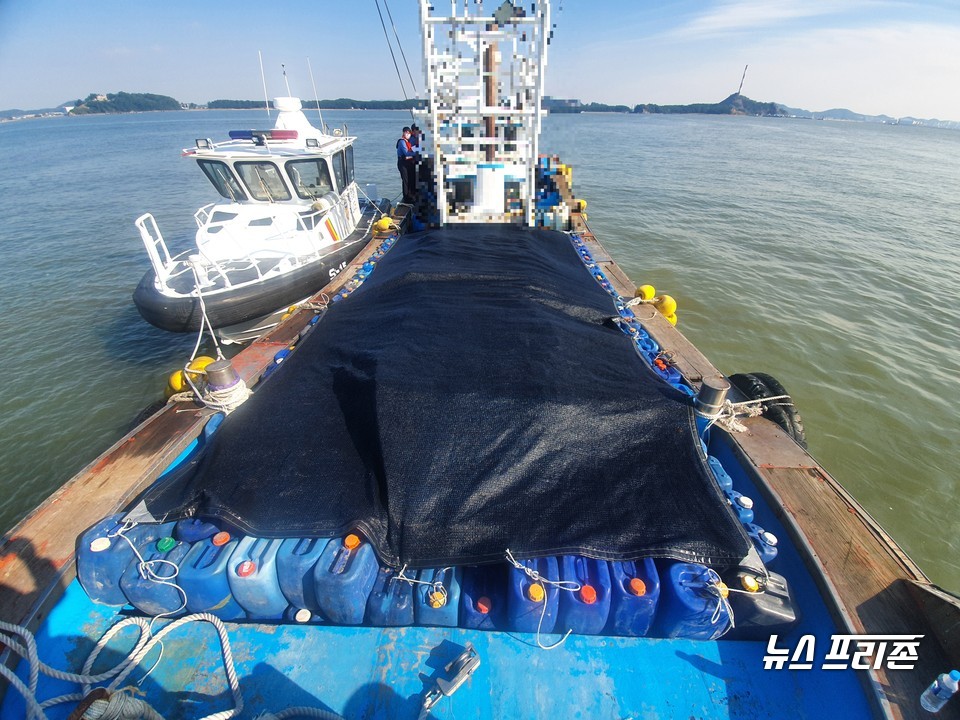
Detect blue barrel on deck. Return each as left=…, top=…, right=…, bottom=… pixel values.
left=174, top=518, right=220, bottom=544
left=77, top=516, right=175, bottom=606
left=203, top=413, right=225, bottom=440
left=707, top=456, right=734, bottom=492
left=119, top=536, right=191, bottom=616
left=313, top=533, right=378, bottom=625
left=507, top=557, right=560, bottom=634
left=227, top=536, right=288, bottom=620
left=277, top=537, right=329, bottom=618
left=415, top=567, right=462, bottom=627
left=745, top=523, right=779, bottom=566
left=607, top=558, right=660, bottom=637
left=726, top=490, right=755, bottom=524
left=365, top=566, right=414, bottom=626
left=655, top=562, right=732, bottom=641
left=557, top=556, right=612, bottom=635
left=460, top=565, right=506, bottom=630
left=178, top=532, right=245, bottom=620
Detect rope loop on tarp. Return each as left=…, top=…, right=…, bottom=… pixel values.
left=505, top=550, right=581, bottom=651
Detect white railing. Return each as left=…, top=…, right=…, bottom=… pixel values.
left=135, top=213, right=175, bottom=292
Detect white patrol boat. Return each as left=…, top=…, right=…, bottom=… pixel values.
left=132, top=96, right=387, bottom=343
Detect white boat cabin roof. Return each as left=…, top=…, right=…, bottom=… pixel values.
left=181, top=97, right=358, bottom=205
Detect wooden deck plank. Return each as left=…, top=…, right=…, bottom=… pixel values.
left=0, top=404, right=206, bottom=629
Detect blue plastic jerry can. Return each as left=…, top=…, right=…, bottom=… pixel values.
left=707, top=456, right=734, bottom=491
left=415, top=567, right=462, bottom=627
left=655, top=562, right=733, bottom=641
left=77, top=516, right=175, bottom=606
left=726, top=490, right=755, bottom=524
left=178, top=531, right=245, bottom=620
left=227, top=537, right=288, bottom=620
left=365, top=566, right=415, bottom=626
left=119, top=536, right=191, bottom=616
left=607, top=558, right=660, bottom=637
left=507, top=557, right=560, bottom=634
left=745, top=523, right=779, bottom=566
left=277, top=537, right=329, bottom=618
left=174, top=518, right=220, bottom=544
left=557, top=556, right=612, bottom=635
left=313, top=533, right=378, bottom=625
left=460, top=565, right=506, bottom=630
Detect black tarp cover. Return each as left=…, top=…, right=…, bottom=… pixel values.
left=139, top=225, right=750, bottom=568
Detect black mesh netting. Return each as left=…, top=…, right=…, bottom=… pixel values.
left=137, top=224, right=749, bottom=568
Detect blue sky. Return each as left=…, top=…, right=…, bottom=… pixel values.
left=2, top=0, right=960, bottom=119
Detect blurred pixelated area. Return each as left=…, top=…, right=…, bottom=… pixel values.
left=416, top=0, right=574, bottom=227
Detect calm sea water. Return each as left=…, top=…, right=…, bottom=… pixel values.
left=0, top=110, right=957, bottom=591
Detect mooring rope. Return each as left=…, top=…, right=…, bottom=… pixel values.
left=701, top=395, right=793, bottom=434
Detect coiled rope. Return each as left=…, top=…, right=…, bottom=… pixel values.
left=0, top=611, right=345, bottom=720
left=699, top=395, right=793, bottom=434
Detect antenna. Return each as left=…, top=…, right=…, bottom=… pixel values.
left=737, top=64, right=749, bottom=96
left=307, top=57, right=326, bottom=133
left=282, top=63, right=292, bottom=96
left=259, top=51, right=271, bottom=118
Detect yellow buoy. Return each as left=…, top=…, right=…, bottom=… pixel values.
left=167, top=370, right=188, bottom=393
left=665, top=313, right=678, bottom=326
left=635, top=284, right=656, bottom=301
left=375, top=217, right=394, bottom=232
left=654, top=294, right=677, bottom=316
left=186, top=355, right=216, bottom=382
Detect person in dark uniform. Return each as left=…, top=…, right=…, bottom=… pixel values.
left=397, top=127, right=416, bottom=203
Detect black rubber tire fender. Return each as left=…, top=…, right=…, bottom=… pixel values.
left=728, top=372, right=808, bottom=449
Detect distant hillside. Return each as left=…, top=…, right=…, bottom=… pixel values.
left=544, top=98, right=631, bottom=114
left=70, top=92, right=180, bottom=115
left=636, top=93, right=781, bottom=117
left=1, top=106, right=67, bottom=120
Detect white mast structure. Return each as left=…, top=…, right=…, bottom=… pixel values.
left=418, top=0, right=552, bottom=226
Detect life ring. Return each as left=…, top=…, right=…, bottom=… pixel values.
left=728, top=372, right=808, bottom=449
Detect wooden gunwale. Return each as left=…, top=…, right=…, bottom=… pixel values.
left=564, top=198, right=959, bottom=719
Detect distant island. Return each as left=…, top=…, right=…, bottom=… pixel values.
left=2, top=90, right=957, bottom=129
left=545, top=94, right=959, bottom=129
left=69, top=92, right=183, bottom=114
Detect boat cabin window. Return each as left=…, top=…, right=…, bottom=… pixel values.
left=285, top=159, right=334, bottom=200
left=235, top=161, right=292, bottom=202
left=331, top=152, right=346, bottom=192
left=345, top=146, right=355, bottom=186
left=197, top=160, right=248, bottom=202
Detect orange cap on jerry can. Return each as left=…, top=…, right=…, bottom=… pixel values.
left=344, top=533, right=361, bottom=550
left=212, top=532, right=231, bottom=547
left=579, top=585, right=598, bottom=605
left=527, top=583, right=546, bottom=603
left=237, top=560, right=256, bottom=578
left=628, top=578, right=647, bottom=596
left=476, top=596, right=492, bottom=614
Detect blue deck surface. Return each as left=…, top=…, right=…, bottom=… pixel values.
left=4, top=577, right=874, bottom=719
